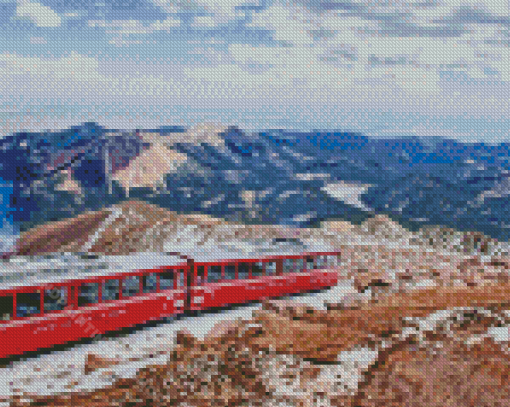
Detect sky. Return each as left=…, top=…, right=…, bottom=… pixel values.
left=0, top=0, right=508, bottom=142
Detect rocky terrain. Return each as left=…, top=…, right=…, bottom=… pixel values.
left=13, top=199, right=509, bottom=260
left=7, top=255, right=510, bottom=407
left=13, top=200, right=313, bottom=256
left=5, top=202, right=510, bottom=406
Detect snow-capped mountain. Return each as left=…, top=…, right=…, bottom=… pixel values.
left=2, top=122, right=510, bottom=241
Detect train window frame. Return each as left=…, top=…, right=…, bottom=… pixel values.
left=283, top=258, right=297, bottom=274
left=315, top=255, right=326, bottom=269
left=102, top=278, right=121, bottom=302
left=250, top=262, right=263, bottom=278
left=207, top=265, right=222, bottom=283
left=223, top=264, right=237, bottom=281
left=122, top=275, right=140, bottom=298
left=44, top=286, right=67, bottom=313
left=16, top=291, right=42, bottom=317
left=195, top=266, right=206, bottom=286
left=159, top=270, right=176, bottom=291
left=265, top=261, right=277, bottom=276
left=238, top=263, right=250, bottom=279
left=176, top=268, right=185, bottom=289
left=0, top=293, right=14, bottom=322
left=78, top=282, right=101, bottom=307
left=142, top=273, right=158, bottom=294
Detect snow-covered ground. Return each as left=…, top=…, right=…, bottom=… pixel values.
left=0, top=282, right=358, bottom=400
left=321, top=181, right=373, bottom=211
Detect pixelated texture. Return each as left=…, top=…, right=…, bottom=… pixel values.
left=0, top=0, right=510, bottom=405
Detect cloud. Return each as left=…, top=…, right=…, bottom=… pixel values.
left=88, top=16, right=180, bottom=45
left=15, top=0, right=61, bottom=27
left=154, top=0, right=259, bottom=27
left=29, top=36, right=46, bottom=44
left=89, top=17, right=180, bottom=34
left=247, top=4, right=321, bottom=45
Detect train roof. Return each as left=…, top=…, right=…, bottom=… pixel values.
left=0, top=253, right=186, bottom=290
left=0, top=238, right=338, bottom=291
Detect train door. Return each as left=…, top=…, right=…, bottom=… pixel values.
left=185, top=259, right=194, bottom=311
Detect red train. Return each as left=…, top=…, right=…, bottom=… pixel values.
left=0, top=249, right=340, bottom=359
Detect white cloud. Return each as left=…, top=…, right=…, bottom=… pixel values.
left=191, top=16, right=218, bottom=27
left=247, top=5, right=319, bottom=45
left=154, top=0, right=258, bottom=27
left=151, top=17, right=181, bottom=31
left=89, top=18, right=180, bottom=35
left=29, top=36, right=47, bottom=44
left=15, top=0, right=61, bottom=27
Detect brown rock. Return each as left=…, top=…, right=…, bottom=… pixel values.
left=175, top=328, right=197, bottom=348
left=353, top=268, right=393, bottom=293
left=84, top=353, right=121, bottom=375
left=356, top=336, right=510, bottom=407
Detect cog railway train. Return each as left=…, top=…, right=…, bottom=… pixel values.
left=0, top=245, right=340, bottom=359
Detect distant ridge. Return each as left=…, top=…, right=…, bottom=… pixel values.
left=2, top=122, right=510, bottom=241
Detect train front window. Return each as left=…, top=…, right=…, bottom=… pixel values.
left=332, top=255, right=341, bottom=267
left=17, top=292, right=41, bottom=317
left=160, top=271, right=175, bottom=290
left=224, top=265, right=236, bottom=280
left=78, top=283, right=100, bottom=306
left=208, top=266, right=222, bottom=283
left=238, top=263, right=250, bottom=279
left=103, top=279, right=120, bottom=301
left=315, top=256, right=326, bottom=269
left=123, top=276, right=140, bottom=297
left=142, top=274, right=158, bottom=293
left=44, top=287, right=67, bottom=312
left=0, top=294, right=13, bottom=321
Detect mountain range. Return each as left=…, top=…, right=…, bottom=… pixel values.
left=1, top=122, right=510, bottom=241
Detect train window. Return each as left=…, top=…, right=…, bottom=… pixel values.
left=196, top=266, right=205, bottom=286
left=78, top=283, right=100, bottom=306
left=315, top=256, right=326, bottom=269
left=103, top=279, right=120, bottom=301
left=178, top=269, right=185, bottom=288
left=283, top=259, right=297, bottom=273
left=142, top=274, right=158, bottom=293
left=122, top=276, right=140, bottom=298
left=306, top=257, right=315, bottom=269
left=0, top=294, right=13, bottom=321
left=296, top=259, right=305, bottom=272
left=44, top=287, right=67, bottom=312
left=330, top=254, right=340, bottom=267
left=224, top=265, right=236, bottom=280
left=251, top=263, right=263, bottom=277
left=238, top=263, right=250, bottom=279
left=326, top=255, right=339, bottom=268
left=265, top=262, right=276, bottom=276
left=160, top=271, right=175, bottom=290
left=208, top=266, right=222, bottom=283
left=17, top=292, right=41, bottom=317
left=324, top=255, right=332, bottom=267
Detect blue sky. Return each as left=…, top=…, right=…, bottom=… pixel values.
left=0, top=0, right=508, bottom=142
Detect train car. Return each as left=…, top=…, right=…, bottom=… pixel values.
left=0, top=246, right=340, bottom=359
